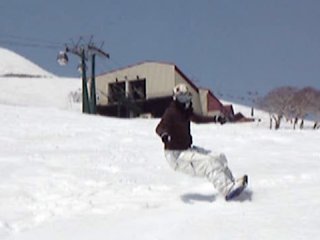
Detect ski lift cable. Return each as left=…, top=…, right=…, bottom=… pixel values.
left=0, top=34, right=64, bottom=46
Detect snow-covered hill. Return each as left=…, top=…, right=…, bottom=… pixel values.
left=0, top=47, right=81, bottom=110
left=0, top=47, right=54, bottom=78
left=0, top=48, right=320, bottom=240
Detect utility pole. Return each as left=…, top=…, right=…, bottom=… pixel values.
left=57, top=37, right=109, bottom=114
left=90, top=53, right=97, bottom=113
left=78, top=47, right=90, bottom=113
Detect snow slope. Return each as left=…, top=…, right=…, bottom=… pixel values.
left=0, top=48, right=81, bottom=110
left=0, top=48, right=320, bottom=239
left=0, top=105, right=319, bottom=240
left=0, top=47, right=53, bottom=78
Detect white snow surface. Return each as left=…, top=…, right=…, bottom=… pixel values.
left=0, top=47, right=54, bottom=78
left=0, top=48, right=81, bottom=110
left=1, top=48, right=320, bottom=239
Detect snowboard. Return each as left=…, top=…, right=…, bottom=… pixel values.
left=225, top=175, right=248, bottom=201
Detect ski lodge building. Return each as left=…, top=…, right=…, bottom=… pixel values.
left=95, top=61, right=246, bottom=121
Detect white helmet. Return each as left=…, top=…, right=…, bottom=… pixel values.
left=173, top=84, right=192, bottom=104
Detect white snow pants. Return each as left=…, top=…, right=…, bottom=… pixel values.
left=164, top=146, right=235, bottom=196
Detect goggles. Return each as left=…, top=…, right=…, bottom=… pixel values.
left=175, top=92, right=192, bottom=103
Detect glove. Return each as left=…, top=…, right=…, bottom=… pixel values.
left=161, top=133, right=171, bottom=143
left=217, top=115, right=227, bottom=125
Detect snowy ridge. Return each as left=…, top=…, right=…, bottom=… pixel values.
left=0, top=48, right=81, bottom=110
left=0, top=48, right=53, bottom=78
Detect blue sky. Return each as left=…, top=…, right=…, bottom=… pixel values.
left=1, top=0, right=320, bottom=101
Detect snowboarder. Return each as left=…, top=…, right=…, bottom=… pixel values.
left=155, top=84, right=247, bottom=201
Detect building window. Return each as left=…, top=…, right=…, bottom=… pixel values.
left=129, top=79, right=146, bottom=100
left=108, top=82, right=125, bottom=103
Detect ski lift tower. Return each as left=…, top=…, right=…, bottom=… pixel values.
left=57, top=37, right=109, bottom=114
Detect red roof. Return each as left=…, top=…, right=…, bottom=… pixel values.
left=173, top=65, right=199, bottom=93
left=206, top=89, right=224, bottom=112
left=223, top=105, right=235, bottom=116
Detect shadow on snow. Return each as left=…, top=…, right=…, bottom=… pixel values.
left=180, top=190, right=253, bottom=204
left=180, top=193, right=216, bottom=204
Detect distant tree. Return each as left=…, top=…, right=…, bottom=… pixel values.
left=258, top=86, right=320, bottom=130
left=290, top=87, right=320, bottom=129
left=258, top=86, right=298, bottom=129
left=68, top=89, right=82, bottom=103
left=305, top=88, right=320, bottom=129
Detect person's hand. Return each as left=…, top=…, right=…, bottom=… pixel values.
left=161, top=133, right=171, bottom=143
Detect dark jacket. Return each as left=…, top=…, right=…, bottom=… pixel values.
left=156, top=101, right=219, bottom=150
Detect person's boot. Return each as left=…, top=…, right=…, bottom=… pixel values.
left=225, top=175, right=248, bottom=201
